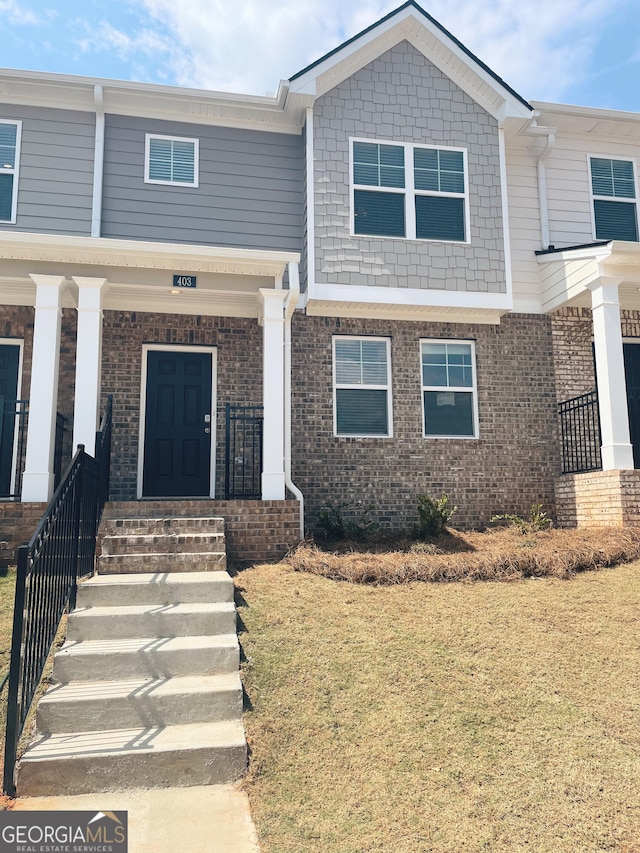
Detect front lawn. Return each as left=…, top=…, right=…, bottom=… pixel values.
left=239, top=558, right=640, bottom=852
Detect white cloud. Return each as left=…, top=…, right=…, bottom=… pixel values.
left=75, top=0, right=633, bottom=101
left=0, top=0, right=44, bottom=25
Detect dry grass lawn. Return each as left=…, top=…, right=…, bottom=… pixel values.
left=239, top=558, right=640, bottom=853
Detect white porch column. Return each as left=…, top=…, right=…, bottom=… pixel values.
left=259, top=288, right=287, bottom=500
left=22, top=274, right=66, bottom=501
left=588, top=277, right=634, bottom=470
left=72, top=277, right=108, bottom=456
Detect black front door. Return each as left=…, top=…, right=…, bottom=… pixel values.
left=624, top=343, right=640, bottom=468
left=0, top=344, right=20, bottom=497
left=142, top=350, right=213, bottom=497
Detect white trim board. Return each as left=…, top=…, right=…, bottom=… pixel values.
left=137, top=344, right=218, bottom=500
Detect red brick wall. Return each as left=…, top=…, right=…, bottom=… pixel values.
left=0, top=501, right=47, bottom=567
left=291, top=312, right=560, bottom=531
left=556, top=470, right=640, bottom=527
left=101, top=499, right=300, bottom=565
left=551, top=307, right=640, bottom=402
left=100, top=312, right=263, bottom=501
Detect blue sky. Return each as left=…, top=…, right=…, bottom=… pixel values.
left=1, top=0, right=640, bottom=111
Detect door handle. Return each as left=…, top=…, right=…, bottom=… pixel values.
left=204, top=427, right=211, bottom=434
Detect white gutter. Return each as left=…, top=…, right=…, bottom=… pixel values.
left=91, top=84, right=105, bottom=238
left=528, top=123, right=556, bottom=250
left=284, top=261, right=304, bottom=539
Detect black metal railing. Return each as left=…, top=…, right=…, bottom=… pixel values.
left=558, top=390, right=602, bottom=474
left=2, top=397, right=112, bottom=796
left=225, top=403, right=263, bottom=499
left=0, top=399, right=29, bottom=499
left=0, top=400, right=67, bottom=499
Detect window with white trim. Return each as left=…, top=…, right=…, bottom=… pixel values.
left=333, top=336, right=392, bottom=437
left=0, top=120, right=21, bottom=223
left=352, top=139, right=468, bottom=242
left=590, top=157, right=638, bottom=241
left=421, top=340, right=478, bottom=438
left=145, top=134, right=199, bottom=187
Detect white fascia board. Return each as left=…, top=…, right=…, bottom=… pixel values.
left=0, top=231, right=299, bottom=277
left=288, top=7, right=531, bottom=121
left=310, top=281, right=512, bottom=312
left=0, top=69, right=303, bottom=134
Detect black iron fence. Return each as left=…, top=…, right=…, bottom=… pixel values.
left=225, top=403, right=263, bottom=499
left=2, top=396, right=112, bottom=796
left=0, top=400, right=67, bottom=499
left=558, top=390, right=602, bottom=474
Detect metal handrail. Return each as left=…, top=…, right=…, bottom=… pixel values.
left=558, top=390, right=602, bottom=474
left=2, top=396, right=113, bottom=796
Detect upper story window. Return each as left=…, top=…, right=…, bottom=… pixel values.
left=333, top=336, right=392, bottom=437
left=351, top=139, right=468, bottom=243
left=590, top=157, right=638, bottom=241
left=421, top=340, right=478, bottom=438
left=0, top=120, right=21, bottom=223
left=145, top=134, right=199, bottom=187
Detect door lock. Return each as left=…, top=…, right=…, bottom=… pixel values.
left=204, top=414, right=211, bottom=423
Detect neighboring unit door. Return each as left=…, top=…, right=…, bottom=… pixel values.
left=142, top=349, right=213, bottom=497
left=0, top=344, right=20, bottom=497
left=623, top=342, right=640, bottom=468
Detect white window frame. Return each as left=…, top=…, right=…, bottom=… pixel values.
left=332, top=335, right=393, bottom=438
left=144, top=133, right=199, bottom=188
left=0, top=120, right=22, bottom=224
left=349, top=137, right=470, bottom=244
left=588, top=153, right=639, bottom=242
left=420, top=338, right=479, bottom=439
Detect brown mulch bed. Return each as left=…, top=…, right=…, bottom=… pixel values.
left=285, top=527, right=640, bottom=583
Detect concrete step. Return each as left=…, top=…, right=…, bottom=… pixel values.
left=54, top=634, right=240, bottom=682
left=37, top=673, right=243, bottom=733
left=102, top=533, right=226, bottom=556
left=18, top=719, right=247, bottom=796
left=77, top=572, right=234, bottom=607
left=104, top=517, right=225, bottom=536
left=66, top=602, right=236, bottom=642
left=97, top=552, right=227, bottom=573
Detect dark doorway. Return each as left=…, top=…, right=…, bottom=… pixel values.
left=0, top=344, right=20, bottom=496
left=142, top=349, right=214, bottom=497
left=624, top=342, right=640, bottom=468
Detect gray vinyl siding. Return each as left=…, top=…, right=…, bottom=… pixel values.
left=102, top=115, right=302, bottom=251
left=313, top=41, right=506, bottom=294
left=0, top=104, right=94, bottom=235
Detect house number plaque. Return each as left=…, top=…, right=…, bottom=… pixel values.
left=172, top=274, right=197, bottom=288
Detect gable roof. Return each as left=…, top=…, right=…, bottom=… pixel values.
left=287, top=1, right=532, bottom=122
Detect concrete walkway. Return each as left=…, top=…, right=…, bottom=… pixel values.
left=13, top=783, right=260, bottom=853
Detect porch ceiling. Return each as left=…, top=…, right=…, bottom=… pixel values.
left=537, top=241, right=640, bottom=313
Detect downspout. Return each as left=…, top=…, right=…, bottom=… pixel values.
left=284, top=261, right=304, bottom=539
left=91, top=85, right=105, bottom=238
left=531, top=126, right=555, bottom=250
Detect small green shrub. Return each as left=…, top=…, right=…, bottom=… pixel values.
left=414, top=494, right=457, bottom=539
left=491, top=503, right=552, bottom=534
left=316, top=501, right=380, bottom=542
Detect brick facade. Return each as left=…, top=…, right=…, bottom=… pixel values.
left=291, top=312, right=560, bottom=531
left=100, top=311, right=263, bottom=501
left=551, top=306, right=640, bottom=402
left=0, top=501, right=47, bottom=567
left=556, top=470, right=640, bottom=528
left=100, top=500, right=300, bottom=565
left=313, top=41, right=505, bottom=293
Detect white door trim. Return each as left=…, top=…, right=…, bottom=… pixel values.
left=137, top=344, right=217, bottom=499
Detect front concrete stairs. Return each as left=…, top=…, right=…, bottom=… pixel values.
left=17, top=515, right=247, bottom=796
